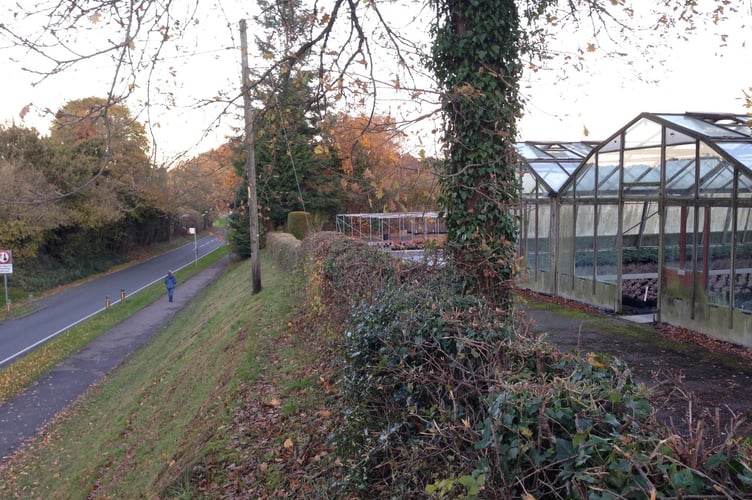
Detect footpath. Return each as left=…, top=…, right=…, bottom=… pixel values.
left=0, top=256, right=230, bottom=460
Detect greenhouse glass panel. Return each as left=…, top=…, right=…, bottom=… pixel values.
left=522, top=204, right=536, bottom=270
left=596, top=152, right=621, bottom=198
left=738, top=207, right=752, bottom=244
left=521, top=171, right=539, bottom=197
left=537, top=203, right=551, bottom=271
left=707, top=206, right=733, bottom=307
left=559, top=204, right=574, bottom=280
left=531, top=162, right=571, bottom=192
left=565, top=143, right=597, bottom=156
left=596, top=204, right=619, bottom=283
left=734, top=207, right=752, bottom=312
left=515, top=143, right=548, bottom=159
left=664, top=128, right=696, bottom=146
left=657, top=114, right=749, bottom=138
left=699, top=159, right=734, bottom=197
left=623, top=163, right=652, bottom=183
left=663, top=206, right=697, bottom=271
left=667, top=160, right=700, bottom=192
left=569, top=161, right=596, bottom=198
left=662, top=206, right=699, bottom=307
left=740, top=169, right=752, bottom=199
left=623, top=201, right=659, bottom=246
left=599, top=135, right=623, bottom=153
left=665, top=159, right=692, bottom=183
left=696, top=208, right=707, bottom=271
left=737, top=207, right=752, bottom=310
left=665, top=144, right=699, bottom=198
left=575, top=205, right=595, bottom=278
left=718, top=142, right=752, bottom=171
left=723, top=116, right=752, bottom=136
left=623, top=147, right=661, bottom=196
left=624, top=118, right=663, bottom=149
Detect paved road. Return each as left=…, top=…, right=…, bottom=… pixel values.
left=0, top=252, right=230, bottom=460
left=0, top=235, right=223, bottom=367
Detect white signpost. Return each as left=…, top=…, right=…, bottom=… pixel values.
left=0, top=250, right=12, bottom=310
left=189, top=227, right=197, bottom=264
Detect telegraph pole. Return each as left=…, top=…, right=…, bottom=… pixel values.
left=240, top=19, right=262, bottom=294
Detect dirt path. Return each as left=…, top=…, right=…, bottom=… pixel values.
left=519, top=293, right=752, bottom=440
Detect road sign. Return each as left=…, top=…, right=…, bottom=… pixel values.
left=0, top=250, right=11, bottom=274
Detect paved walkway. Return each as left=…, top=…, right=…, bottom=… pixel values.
left=0, top=257, right=229, bottom=460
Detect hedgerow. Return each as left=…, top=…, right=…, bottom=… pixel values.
left=294, top=233, right=752, bottom=498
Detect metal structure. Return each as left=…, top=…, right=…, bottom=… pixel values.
left=517, top=112, right=752, bottom=347
left=335, top=211, right=444, bottom=243
left=516, top=141, right=599, bottom=295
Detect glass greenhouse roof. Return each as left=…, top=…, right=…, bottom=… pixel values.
left=655, top=113, right=752, bottom=139
left=515, top=141, right=598, bottom=194
left=560, top=112, right=752, bottom=199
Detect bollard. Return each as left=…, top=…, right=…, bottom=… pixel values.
left=105, top=295, right=110, bottom=311
left=120, top=289, right=125, bottom=302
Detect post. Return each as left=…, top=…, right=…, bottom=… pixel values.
left=105, top=296, right=110, bottom=311
left=189, top=227, right=198, bottom=265
left=240, top=19, right=262, bottom=294
left=3, top=274, right=8, bottom=311
left=120, top=289, right=125, bottom=302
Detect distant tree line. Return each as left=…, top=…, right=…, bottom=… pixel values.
left=1, top=95, right=437, bottom=289
left=0, top=97, right=239, bottom=291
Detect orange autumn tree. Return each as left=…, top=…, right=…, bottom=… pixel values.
left=328, top=113, right=438, bottom=214
left=167, top=144, right=240, bottom=229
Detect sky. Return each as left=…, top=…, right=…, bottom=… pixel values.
left=518, top=5, right=752, bottom=143
left=0, top=1, right=750, bottom=164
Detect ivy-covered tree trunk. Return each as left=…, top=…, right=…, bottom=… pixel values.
left=430, top=0, right=522, bottom=307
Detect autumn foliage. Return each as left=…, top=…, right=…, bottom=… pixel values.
left=327, top=113, right=439, bottom=214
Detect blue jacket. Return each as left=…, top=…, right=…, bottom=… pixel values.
left=165, top=274, right=177, bottom=290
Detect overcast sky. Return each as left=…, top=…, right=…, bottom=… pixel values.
left=0, top=1, right=750, bottom=164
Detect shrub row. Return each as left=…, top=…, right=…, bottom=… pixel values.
left=290, top=232, right=752, bottom=498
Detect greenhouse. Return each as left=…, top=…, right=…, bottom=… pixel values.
left=335, top=211, right=444, bottom=244
left=517, top=112, right=752, bottom=347
left=516, top=141, right=599, bottom=295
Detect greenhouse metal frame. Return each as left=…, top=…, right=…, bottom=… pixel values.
left=518, top=112, right=752, bottom=347
left=335, top=211, right=443, bottom=243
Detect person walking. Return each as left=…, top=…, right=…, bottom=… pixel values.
left=164, top=271, right=177, bottom=302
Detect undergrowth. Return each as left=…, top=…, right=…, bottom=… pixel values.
left=299, top=232, right=752, bottom=498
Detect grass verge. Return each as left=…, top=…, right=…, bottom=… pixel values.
left=0, top=253, right=338, bottom=497
left=0, top=246, right=229, bottom=405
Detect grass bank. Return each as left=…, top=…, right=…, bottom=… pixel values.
left=0, top=246, right=228, bottom=405
left=0, top=254, right=299, bottom=496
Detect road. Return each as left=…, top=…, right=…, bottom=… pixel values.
left=0, top=235, right=223, bottom=367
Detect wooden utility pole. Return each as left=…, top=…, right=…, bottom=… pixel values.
left=239, top=19, right=262, bottom=294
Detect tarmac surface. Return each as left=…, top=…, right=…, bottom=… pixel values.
left=0, top=256, right=230, bottom=460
